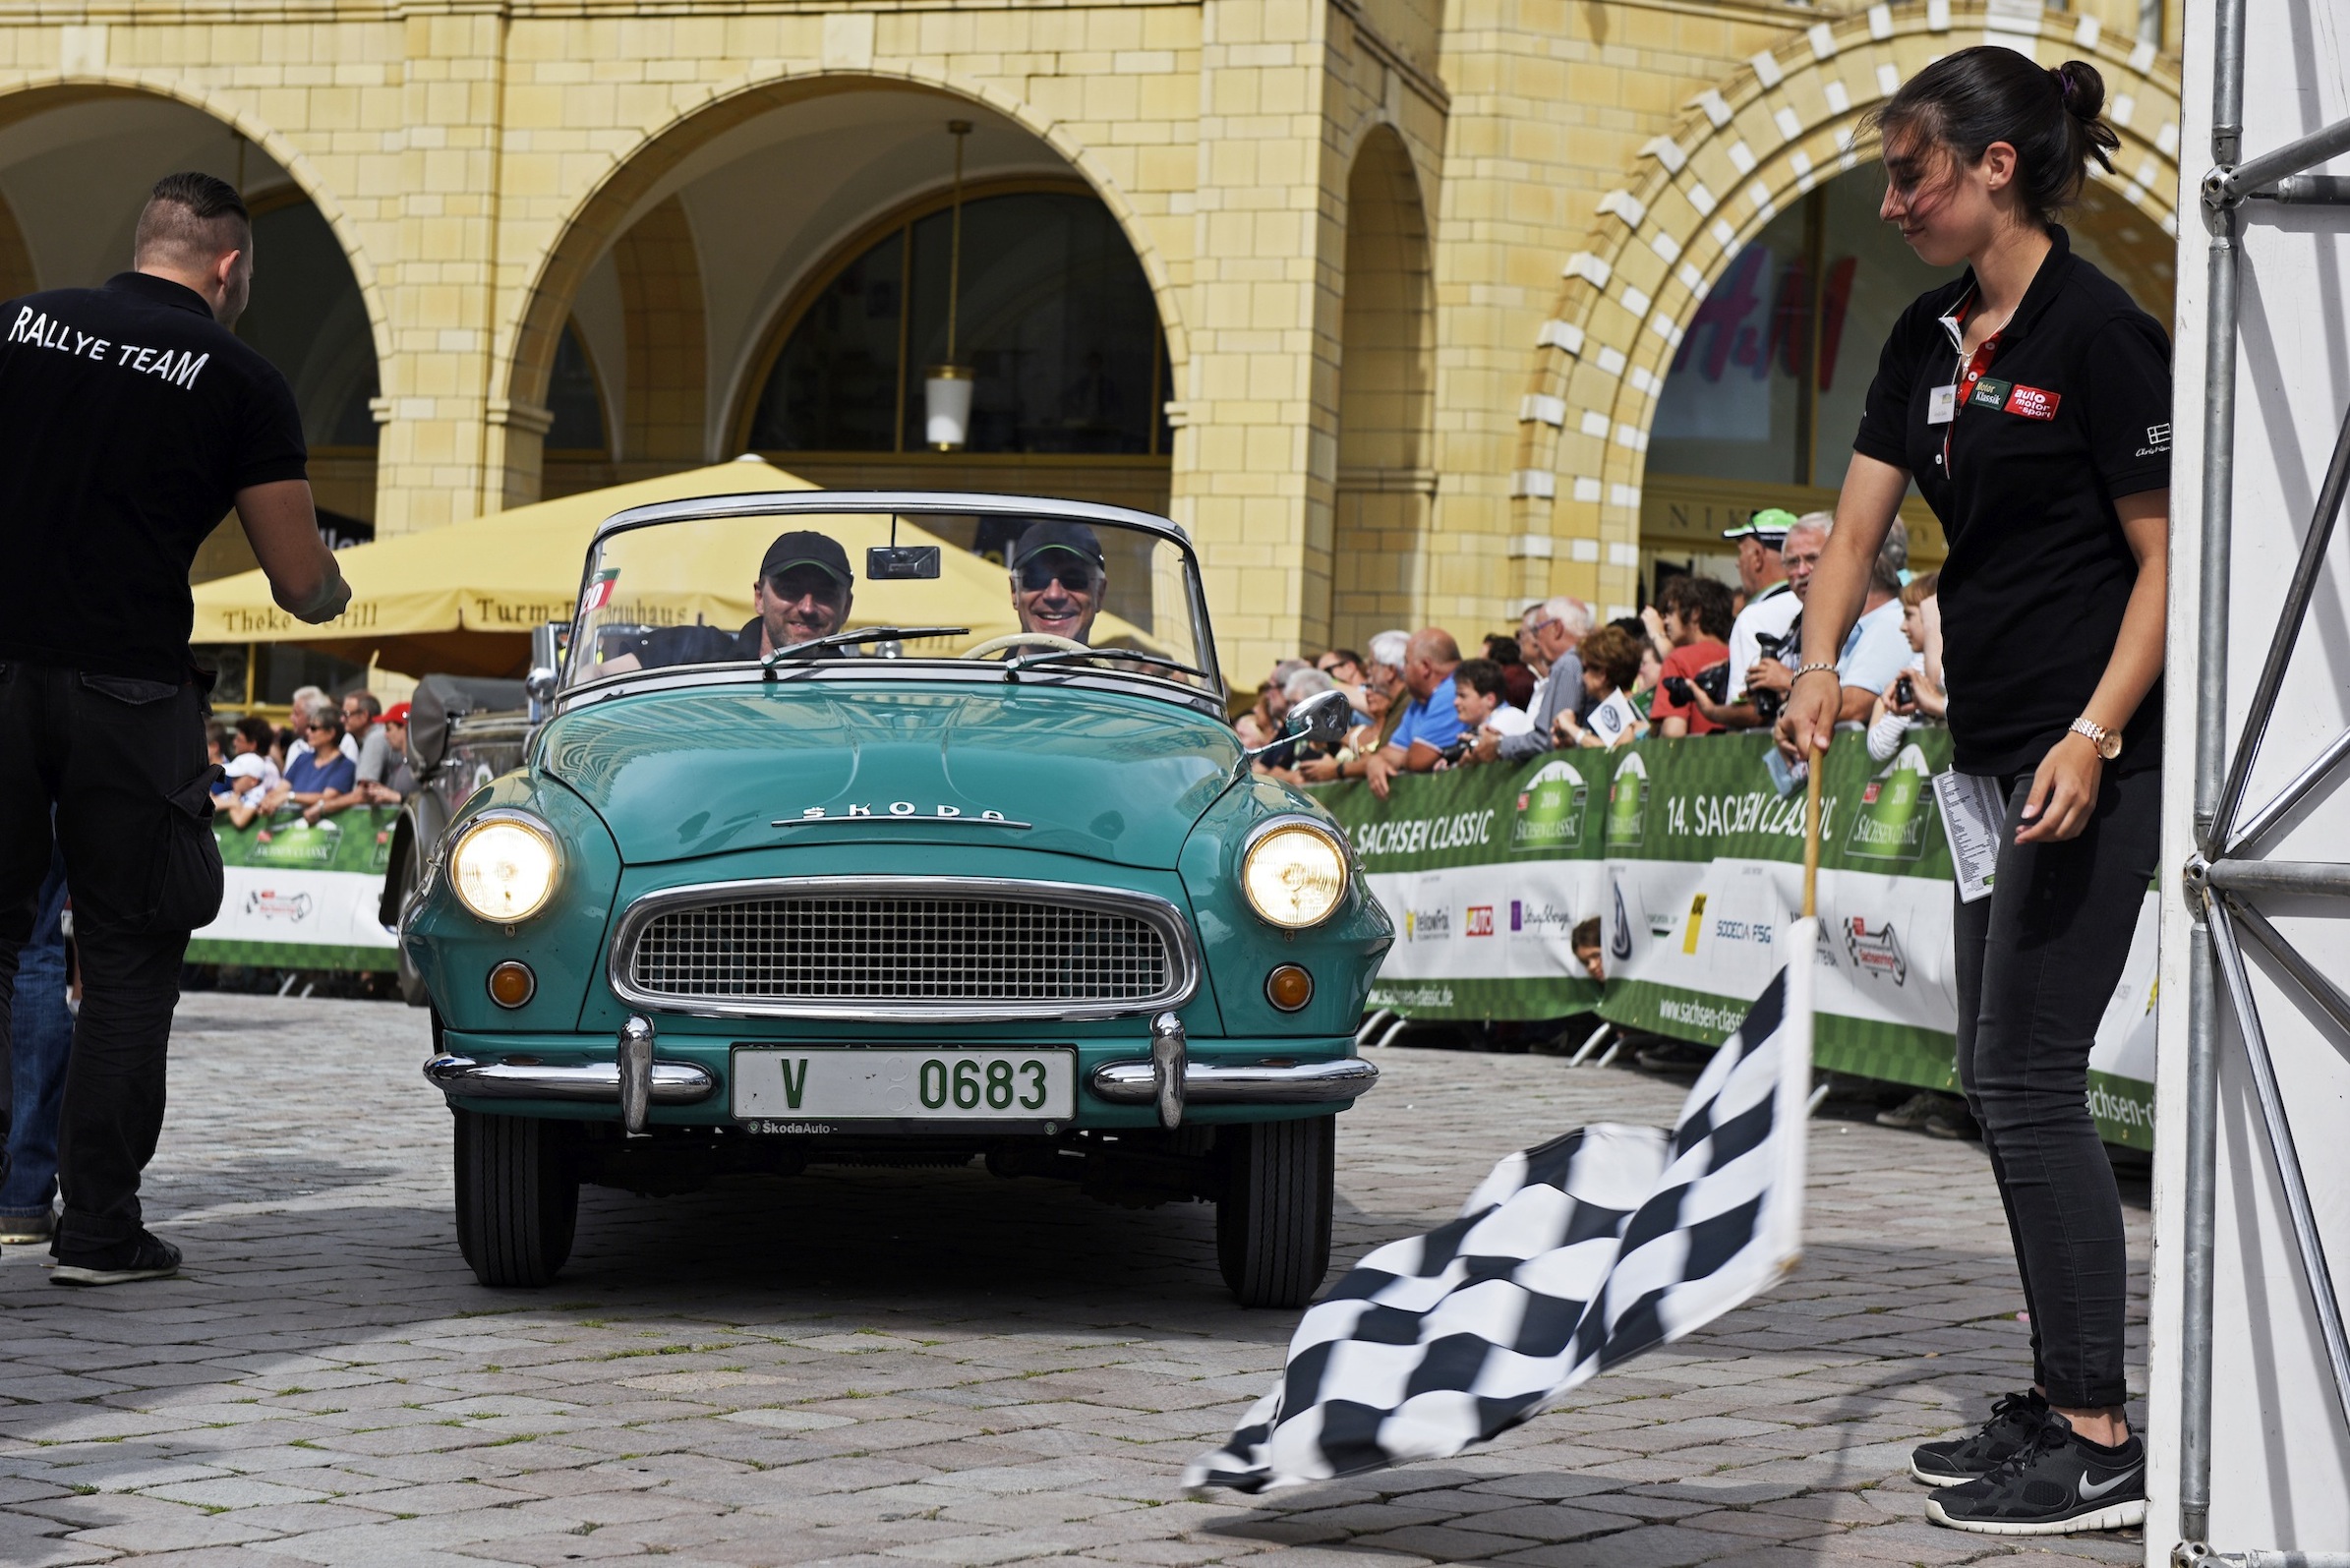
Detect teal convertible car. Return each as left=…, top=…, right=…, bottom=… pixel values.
left=404, top=493, right=1389, bottom=1307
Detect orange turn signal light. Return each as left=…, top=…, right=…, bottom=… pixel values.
left=487, top=959, right=537, bottom=1009
left=1264, top=963, right=1314, bottom=1012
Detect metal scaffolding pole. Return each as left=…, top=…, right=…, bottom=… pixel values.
left=2178, top=0, right=2350, bottom=1551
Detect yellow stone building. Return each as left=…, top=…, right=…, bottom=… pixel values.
left=0, top=0, right=2183, bottom=684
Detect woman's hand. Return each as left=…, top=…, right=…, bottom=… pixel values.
left=2017, top=733, right=2102, bottom=842
left=1774, top=670, right=1842, bottom=762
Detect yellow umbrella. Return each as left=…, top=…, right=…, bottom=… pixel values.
left=194, top=460, right=1164, bottom=678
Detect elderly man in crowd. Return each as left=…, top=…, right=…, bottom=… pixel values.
left=1355, top=630, right=1463, bottom=799
left=1460, top=596, right=1592, bottom=766
left=1732, top=513, right=1911, bottom=728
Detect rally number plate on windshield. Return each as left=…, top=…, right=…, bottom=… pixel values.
left=731, top=1047, right=1077, bottom=1124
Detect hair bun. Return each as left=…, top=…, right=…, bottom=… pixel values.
left=2050, top=59, right=2106, bottom=121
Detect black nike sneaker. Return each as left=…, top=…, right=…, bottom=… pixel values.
left=1926, top=1413, right=2146, bottom=1535
left=1910, top=1389, right=2048, bottom=1484
left=52, top=1231, right=182, bottom=1287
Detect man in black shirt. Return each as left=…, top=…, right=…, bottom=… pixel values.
left=0, top=172, right=350, bottom=1285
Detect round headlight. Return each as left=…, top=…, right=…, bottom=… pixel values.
left=1241, top=821, right=1349, bottom=929
left=450, top=815, right=560, bottom=923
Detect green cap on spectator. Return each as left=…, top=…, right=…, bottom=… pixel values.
left=1723, top=507, right=1797, bottom=544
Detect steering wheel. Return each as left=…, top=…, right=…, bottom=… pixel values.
left=966, top=632, right=1089, bottom=661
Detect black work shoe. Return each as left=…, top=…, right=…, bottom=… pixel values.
left=1925, top=1413, right=2146, bottom=1535
left=52, top=1232, right=182, bottom=1287
left=1911, top=1389, right=2048, bottom=1484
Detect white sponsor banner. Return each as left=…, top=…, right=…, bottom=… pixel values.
left=195, top=867, right=398, bottom=953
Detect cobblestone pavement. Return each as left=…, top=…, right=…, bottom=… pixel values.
left=0, top=995, right=2151, bottom=1567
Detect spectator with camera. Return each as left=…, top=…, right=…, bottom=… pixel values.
left=1441, top=658, right=1531, bottom=766
left=1869, top=571, right=1949, bottom=761
left=1689, top=512, right=1804, bottom=731
left=1648, top=575, right=1736, bottom=737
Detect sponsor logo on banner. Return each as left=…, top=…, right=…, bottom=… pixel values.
left=248, top=818, right=343, bottom=867
left=1611, top=880, right=1634, bottom=961
left=1605, top=751, right=1648, bottom=849
left=1404, top=905, right=1452, bottom=943
left=244, top=889, right=315, bottom=922
left=1511, top=760, right=1589, bottom=853
left=1510, top=899, right=1577, bottom=940
left=1681, top=893, right=1708, bottom=956
left=1845, top=916, right=1909, bottom=984
left=1465, top=904, right=1495, bottom=937
left=1846, top=743, right=1936, bottom=862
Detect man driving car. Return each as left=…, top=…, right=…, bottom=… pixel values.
left=599, top=531, right=854, bottom=672
left=1008, top=520, right=1104, bottom=646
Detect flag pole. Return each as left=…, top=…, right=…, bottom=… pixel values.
left=1801, top=752, right=1824, bottom=920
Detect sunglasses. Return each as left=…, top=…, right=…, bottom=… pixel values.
left=1017, top=559, right=1097, bottom=595
left=766, top=573, right=846, bottom=604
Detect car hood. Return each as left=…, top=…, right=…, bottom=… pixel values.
left=536, top=679, right=1245, bottom=869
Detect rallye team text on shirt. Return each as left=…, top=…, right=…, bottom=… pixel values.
left=0, top=272, right=308, bottom=685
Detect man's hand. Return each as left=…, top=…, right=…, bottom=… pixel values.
left=236, top=479, right=351, bottom=624
left=1295, top=755, right=1341, bottom=784
left=1774, top=669, right=1842, bottom=762
left=1746, top=658, right=1792, bottom=695
left=1364, top=751, right=1399, bottom=800
left=1464, top=729, right=1500, bottom=765
left=2017, top=733, right=2102, bottom=842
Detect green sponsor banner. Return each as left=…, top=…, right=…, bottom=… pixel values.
left=1314, top=732, right=2156, bottom=1150
left=186, top=806, right=402, bottom=973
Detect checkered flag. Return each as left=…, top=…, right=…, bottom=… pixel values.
left=1186, top=939, right=1815, bottom=1493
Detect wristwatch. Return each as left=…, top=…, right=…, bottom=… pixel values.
left=2069, top=717, right=2123, bottom=760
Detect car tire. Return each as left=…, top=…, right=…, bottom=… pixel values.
left=393, top=845, right=431, bottom=1008
left=453, top=1109, right=578, bottom=1288
left=1216, top=1115, right=1335, bottom=1309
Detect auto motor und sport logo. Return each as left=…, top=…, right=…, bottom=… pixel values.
left=1845, top=743, right=1935, bottom=863
left=1465, top=904, right=1495, bottom=938
left=1512, top=760, right=1589, bottom=853
left=1845, top=915, right=1909, bottom=985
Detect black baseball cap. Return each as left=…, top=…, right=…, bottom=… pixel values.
left=758, top=531, right=852, bottom=587
left=1009, top=519, right=1104, bottom=571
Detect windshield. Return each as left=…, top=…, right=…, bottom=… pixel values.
left=560, top=500, right=1220, bottom=699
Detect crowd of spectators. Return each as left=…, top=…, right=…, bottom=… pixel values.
left=205, top=684, right=414, bottom=831
left=1246, top=508, right=1947, bottom=799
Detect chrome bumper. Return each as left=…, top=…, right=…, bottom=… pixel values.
left=1089, top=1056, right=1379, bottom=1106
left=424, top=1054, right=716, bottom=1105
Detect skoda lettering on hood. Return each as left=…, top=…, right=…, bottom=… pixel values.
left=397, top=492, right=1391, bottom=1311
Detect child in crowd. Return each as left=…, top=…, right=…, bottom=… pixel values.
left=1869, top=571, right=1948, bottom=761
left=1557, top=625, right=1648, bottom=749
left=1443, top=658, right=1532, bottom=764
left=212, top=717, right=284, bottom=829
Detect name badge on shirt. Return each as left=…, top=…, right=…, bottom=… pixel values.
left=1926, top=384, right=1958, bottom=425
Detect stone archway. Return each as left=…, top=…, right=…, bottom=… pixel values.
left=494, top=68, right=1191, bottom=514
left=1508, top=2, right=2184, bottom=612
left=1327, top=123, right=1436, bottom=656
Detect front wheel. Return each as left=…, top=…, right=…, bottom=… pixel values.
left=453, top=1109, right=578, bottom=1287
left=1216, top=1115, right=1335, bottom=1308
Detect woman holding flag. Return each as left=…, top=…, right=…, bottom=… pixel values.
left=1779, top=44, right=2169, bottom=1539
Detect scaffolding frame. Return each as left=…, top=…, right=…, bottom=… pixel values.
left=2176, top=1, right=2350, bottom=1562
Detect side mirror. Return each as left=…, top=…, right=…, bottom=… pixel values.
left=524, top=667, right=558, bottom=703
left=1288, top=688, right=1353, bottom=748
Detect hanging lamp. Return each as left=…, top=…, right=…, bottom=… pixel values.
left=923, top=120, right=975, bottom=451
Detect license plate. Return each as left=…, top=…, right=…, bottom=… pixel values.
left=731, top=1047, right=1076, bottom=1123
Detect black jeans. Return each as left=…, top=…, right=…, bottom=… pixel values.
left=0, top=661, right=222, bottom=1257
left=1953, top=762, right=2158, bottom=1412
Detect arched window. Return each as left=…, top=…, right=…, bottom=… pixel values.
left=741, top=185, right=1169, bottom=457
left=236, top=198, right=380, bottom=448
left=545, top=322, right=610, bottom=455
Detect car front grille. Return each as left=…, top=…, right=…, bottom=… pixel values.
left=614, top=879, right=1194, bottom=1018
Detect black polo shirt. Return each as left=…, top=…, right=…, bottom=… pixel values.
left=0, top=271, right=308, bottom=683
left=1853, top=226, right=2170, bottom=777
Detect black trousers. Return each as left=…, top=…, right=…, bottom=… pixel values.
left=1953, top=762, right=2158, bottom=1412
left=0, top=661, right=222, bottom=1257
